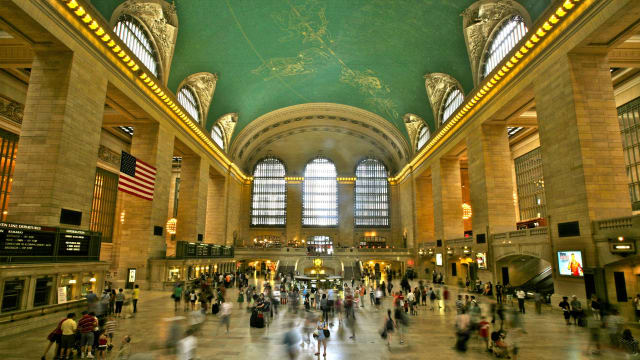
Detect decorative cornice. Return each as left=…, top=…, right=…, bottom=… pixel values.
left=111, top=0, right=179, bottom=84
left=0, top=97, right=23, bottom=124
left=424, top=73, right=463, bottom=129
left=403, top=113, right=426, bottom=154
left=179, top=72, right=218, bottom=123
left=461, top=0, right=532, bottom=86
left=98, top=145, right=121, bottom=168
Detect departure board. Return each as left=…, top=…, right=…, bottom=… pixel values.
left=0, top=223, right=57, bottom=256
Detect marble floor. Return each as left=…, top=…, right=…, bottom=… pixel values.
left=1, top=278, right=636, bottom=360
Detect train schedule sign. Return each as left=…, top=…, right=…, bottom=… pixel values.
left=0, top=222, right=100, bottom=262
left=0, top=222, right=57, bottom=256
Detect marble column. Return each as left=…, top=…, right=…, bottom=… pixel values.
left=466, top=123, right=517, bottom=235
left=176, top=154, right=209, bottom=243
left=8, top=48, right=106, bottom=227
left=113, top=122, right=174, bottom=287
left=534, top=52, right=631, bottom=301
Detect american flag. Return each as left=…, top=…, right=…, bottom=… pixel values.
left=118, top=151, right=156, bottom=201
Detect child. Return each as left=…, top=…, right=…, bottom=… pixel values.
left=96, top=332, right=108, bottom=359
left=104, top=316, right=117, bottom=351
left=478, top=316, right=490, bottom=351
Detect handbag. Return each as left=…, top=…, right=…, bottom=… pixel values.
left=323, top=329, right=330, bottom=338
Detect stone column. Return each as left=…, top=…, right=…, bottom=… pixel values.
left=466, top=124, right=517, bottom=236
left=431, top=157, right=464, bottom=240
left=534, top=52, right=631, bottom=301
left=286, top=181, right=303, bottom=246
left=176, top=154, right=209, bottom=243
left=415, top=174, right=435, bottom=244
left=113, top=122, right=174, bottom=287
left=432, top=157, right=464, bottom=283
left=338, top=181, right=354, bottom=247
left=205, top=174, right=226, bottom=245
left=8, top=49, right=106, bottom=227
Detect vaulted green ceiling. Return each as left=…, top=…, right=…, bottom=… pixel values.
left=90, top=0, right=551, bottom=139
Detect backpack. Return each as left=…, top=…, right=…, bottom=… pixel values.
left=430, top=292, right=436, bottom=300
left=386, top=318, right=394, bottom=330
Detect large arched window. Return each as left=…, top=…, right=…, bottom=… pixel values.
left=177, top=86, right=200, bottom=123
left=441, top=88, right=464, bottom=124
left=417, top=126, right=430, bottom=150
left=114, top=15, right=160, bottom=78
left=481, top=15, right=528, bottom=80
left=251, top=157, right=287, bottom=226
left=355, top=158, right=389, bottom=227
left=211, top=124, right=225, bottom=150
left=303, top=157, right=338, bottom=226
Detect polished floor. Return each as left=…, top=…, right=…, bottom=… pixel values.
left=2, top=277, right=636, bottom=360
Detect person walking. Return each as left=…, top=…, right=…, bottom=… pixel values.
left=516, top=289, right=526, bottom=314
left=559, top=296, right=571, bottom=325
left=320, top=294, right=329, bottom=323
left=369, top=286, right=375, bottom=306
left=114, top=289, right=125, bottom=318
left=132, top=285, right=140, bottom=314
left=383, top=309, right=396, bottom=349
left=173, top=283, right=183, bottom=312
left=218, top=300, right=233, bottom=335
left=315, top=319, right=329, bottom=357
left=41, top=316, right=66, bottom=360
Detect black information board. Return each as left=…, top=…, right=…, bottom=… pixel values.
left=0, top=223, right=57, bottom=256
left=186, top=243, right=197, bottom=257
left=0, top=222, right=100, bottom=262
left=58, top=229, right=92, bottom=256
left=196, top=244, right=209, bottom=257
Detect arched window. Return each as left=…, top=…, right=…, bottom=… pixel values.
left=441, top=88, right=464, bottom=124
left=481, top=15, right=528, bottom=80
left=211, top=124, right=225, bottom=150
left=251, top=157, right=287, bottom=226
left=114, top=15, right=160, bottom=78
left=355, top=158, right=389, bottom=227
left=303, top=157, right=338, bottom=226
left=417, top=126, right=430, bottom=150
left=177, top=86, right=200, bottom=123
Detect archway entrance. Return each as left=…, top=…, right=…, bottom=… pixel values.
left=307, top=236, right=333, bottom=255
left=495, top=254, right=554, bottom=299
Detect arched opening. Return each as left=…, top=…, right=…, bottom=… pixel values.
left=302, top=157, right=338, bottom=227
left=495, top=254, right=554, bottom=301
left=481, top=15, right=528, bottom=80
left=306, top=235, right=333, bottom=255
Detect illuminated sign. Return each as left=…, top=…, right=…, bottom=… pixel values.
left=557, top=251, right=584, bottom=277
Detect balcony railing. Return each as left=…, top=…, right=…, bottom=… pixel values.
left=492, top=227, right=547, bottom=242
left=596, top=216, right=634, bottom=230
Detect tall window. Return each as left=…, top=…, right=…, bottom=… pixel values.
left=441, top=88, right=464, bottom=124
left=0, top=129, right=17, bottom=221
left=355, top=158, right=389, bottom=227
left=482, top=15, right=528, bottom=79
left=303, top=157, right=338, bottom=226
left=177, top=86, right=200, bottom=123
left=514, top=148, right=546, bottom=221
left=212, top=124, right=225, bottom=150
left=417, top=126, right=430, bottom=150
left=90, top=168, right=119, bottom=243
left=251, top=157, right=287, bottom=226
left=114, top=15, right=159, bottom=77
left=619, top=97, right=640, bottom=210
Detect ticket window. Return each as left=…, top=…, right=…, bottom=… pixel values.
left=33, top=277, right=53, bottom=307
left=59, top=274, right=76, bottom=300
left=81, top=273, right=96, bottom=296
left=168, top=267, right=181, bottom=282
left=1, top=279, right=25, bottom=312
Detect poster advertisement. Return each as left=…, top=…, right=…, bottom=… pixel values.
left=476, top=252, right=487, bottom=269
left=435, top=253, right=443, bottom=266
left=557, top=251, right=584, bottom=277
left=57, top=287, right=67, bottom=304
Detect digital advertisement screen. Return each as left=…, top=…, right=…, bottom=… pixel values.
left=435, top=253, right=443, bottom=266
left=557, top=251, right=584, bottom=277
left=476, top=252, right=487, bottom=269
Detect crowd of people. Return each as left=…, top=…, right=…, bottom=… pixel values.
left=40, top=268, right=640, bottom=359
left=41, top=285, right=139, bottom=360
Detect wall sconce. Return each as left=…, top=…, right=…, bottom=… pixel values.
left=166, top=218, right=177, bottom=235
left=89, top=277, right=96, bottom=283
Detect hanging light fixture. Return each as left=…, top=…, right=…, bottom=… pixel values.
left=166, top=218, right=177, bottom=235
left=462, top=203, right=472, bottom=220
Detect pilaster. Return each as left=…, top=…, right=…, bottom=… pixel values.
left=176, top=154, right=209, bottom=243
